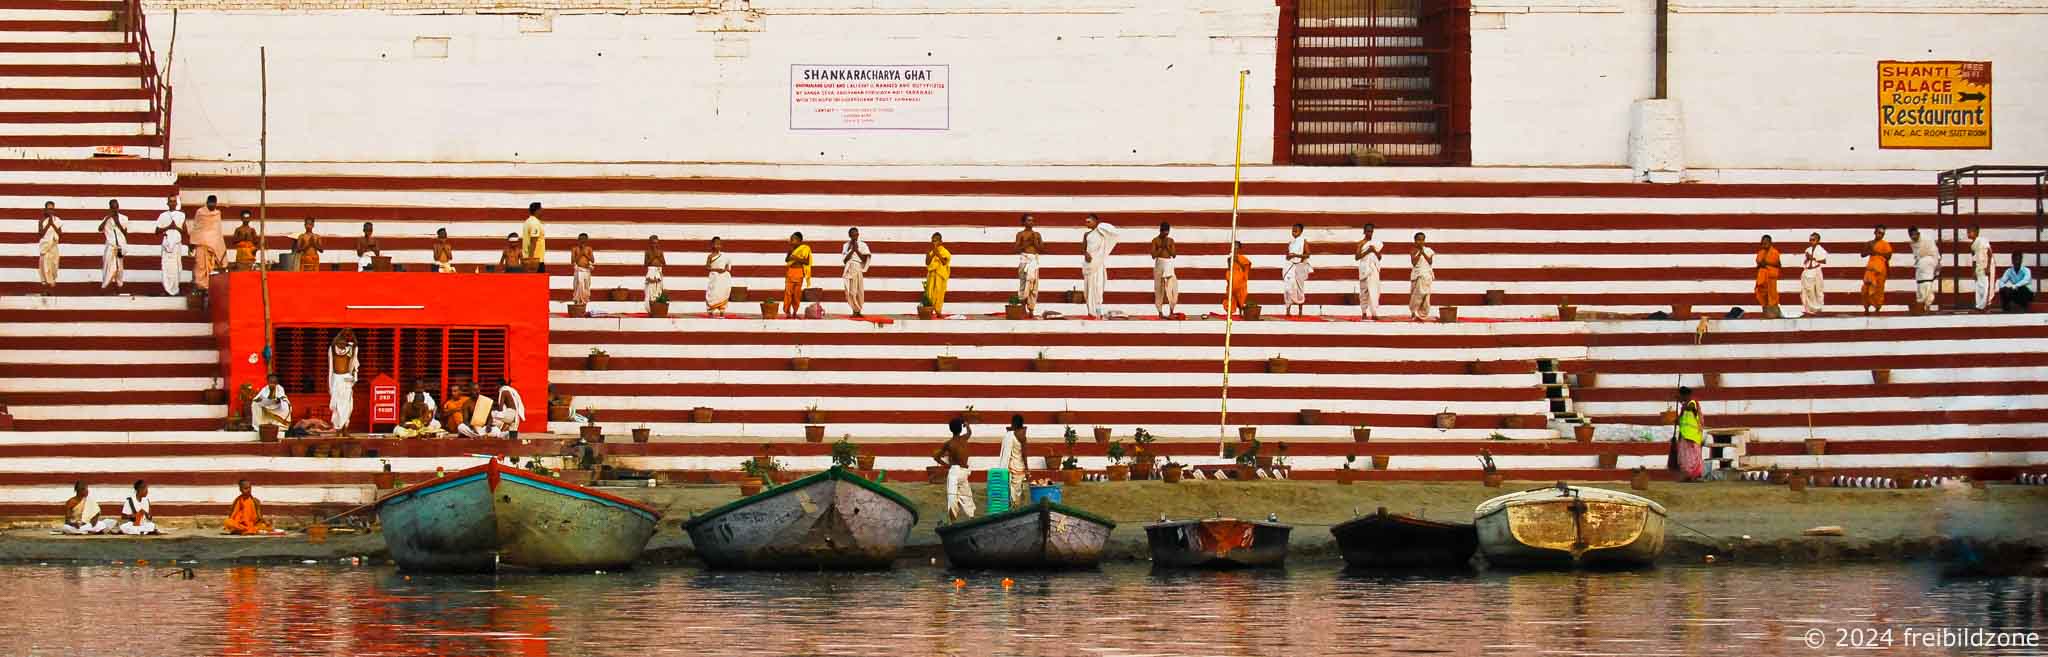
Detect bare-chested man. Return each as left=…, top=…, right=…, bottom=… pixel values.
left=1015, top=215, right=1045, bottom=315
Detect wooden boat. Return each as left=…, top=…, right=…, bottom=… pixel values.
left=1474, top=482, right=1667, bottom=569
left=1330, top=507, right=1478, bottom=569
left=936, top=500, right=1116, bottom=570
left=1144, top=517, right=1291, bottom=568
left=683, top=466, right=918, bottom=570
left=375, top=460, right=661, bottom=573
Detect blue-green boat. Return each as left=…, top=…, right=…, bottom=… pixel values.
left=937, top=500, right=1116, bottom=569
left=375, top=460, right=662, bottom=573
left=683, top=466, right=918, bottom=570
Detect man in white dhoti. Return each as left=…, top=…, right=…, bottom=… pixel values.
left=570, top=233, right=594, bottom=305
left=37, top=201, right=60, bottom=292
left=1081, top=214, right=1118, bottom=317
left=842, top=227, right=872, bottom=317
left=998, top=416, right=1029, bottom=509
left=154, top=196, right=186, bottom=296
left=1409, top=232, right=1436, bottom=320
left=329, top=330, right=359, bottom=436
left=60, top=482, right=115, bottom=535
left=117, top=480, right=158, bottom=535
left=1151, top=222, right=1179, bottom=317
left=99, top=200, right=129, bottom=291
left=1356, top=223, right=1383, bottom=320
left=1015, top=215, right=1044, bottom=315
left=1283, top=223, right=1313, bottom=316
left=1909, top=226, right=1938, bottom=310
left=251, top=374, right=291, bottom=430
left=1801, top=232, right=1829, bottom=315
left=1969, top=226, right=1994, bottom=311
left=490, top=383, right=525, bottom=439
left=643, top=235, right=667, bottom=311
left=704, top=237, right=733, bottom=314
left=934, top=418, right=975, bottom=521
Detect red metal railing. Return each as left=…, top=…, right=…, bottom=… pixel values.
left=120, top=0, right=172, bottom=168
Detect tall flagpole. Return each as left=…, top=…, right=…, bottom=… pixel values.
left=1220, top=69, right=1249, bottom=457
left=257, top=46, right=273, bottom=374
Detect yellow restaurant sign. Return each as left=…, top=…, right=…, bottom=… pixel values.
left=1877, top=60, right=1992, bottom=149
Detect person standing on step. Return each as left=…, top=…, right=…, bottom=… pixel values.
left=329, top=329, right=359, bottom=436
left=1754, top=235, right=1782, bottom=318
left=1860, top=225, right=1893, bottom=314
left=1800, top=232, right=1828, bottom=316
left=841, top=227, right=872, bottom=317
left=782, top=232, right=811, bottom=319
left=520, top=202, right=546, bottom=273
left=496, top=233, right=522, bottom=271
left=1909, top=226, right=1938, bottom=311
left=933, top=417, right=975, bottom=522
left=924, top=232, right=952, bottom=316
left=644, top=235, right=667, bottom=313
left=705, top=237, right=733, bottom=315
left=1970, top=226, right=1995, bottom=312
left=1015, top=215, right=1044, bottom=316
left=1409, top=232, right=1436, bottom=321
left=1283, top=223, right=1312, bottom=317
left=1355, top=223, right=1383, bottom=320
left=154, top=196, right=187, bottom=296
left=1996, top=252, right=2034, bottom=313
left=99, top=200, right=129, bottom=291
left=354, top=222, right=382, bottom=271
left=294, top=217, right=323, bottom=271
left=231, top=211, right=259, bottom=267
left=570, top=233, right=595, bottom=306
left=432, top=228, right=456, bottom=273
left=999, top=415, right=1029, bottom=509
left=1669, top=387, right=1705, bottom=482
left=189, top=195, right=225, bottom=293
left=37, top=201, right=60, bottom=293
left=1151, top=222, right=1179, bottom=318
left=1081, top=214, right=1118, bottom=317
left=1224, top=240, right=1252, bottom=316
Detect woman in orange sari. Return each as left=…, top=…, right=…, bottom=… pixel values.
left=1223, top=241, right=1252, bottom=314
left=1861, top=225, right=1893, bottom=314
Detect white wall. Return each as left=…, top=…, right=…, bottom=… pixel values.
left=151, top=0, right=1279, bottom=165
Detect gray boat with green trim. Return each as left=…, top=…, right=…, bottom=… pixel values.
left=682, top=466, right=919, bottom=570
left=936, top=500, right=1117, bottom=570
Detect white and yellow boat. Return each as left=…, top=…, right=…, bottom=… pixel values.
left=1474, top=483, right=1667, bottom=569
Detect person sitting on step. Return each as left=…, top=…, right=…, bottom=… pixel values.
left=60, top=481, right=116, bottom=535
left=117, top=480, right=159, bottom=536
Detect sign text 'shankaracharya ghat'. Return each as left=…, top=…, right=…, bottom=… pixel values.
left=790, top=65, right=950, bottom=131
left=1877, top=60, right=1992, bottom=149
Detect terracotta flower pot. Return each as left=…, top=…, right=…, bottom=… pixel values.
left=632, top=428, right=651, bottom=443
left=648, top=301, right=669, bottom=318
left=201, top=388, right=227, bottom=405
left=693, top=407, right=713, bottom=423
left=1558, top=305, right=1578, bottom=322
left=1577, top=372, right=1598, bottom=388
left=1267, top=357, right=1288, bottom=374
left=1483, top=289, right=1505, bottom=306
left=1005, top=304, right=1028, bottom=320
left=1352, top=427, right=1372, bottom=443
left=935, top=355, right=959, bottom=371
left=1575, top=424, right=1596, bottom=443
left=609, top=288, right=631, bottom=302
left=804, top=425, right=826, bottom=443
left=1092, top=427, right=1111, bottom=444
left=1054, top=411, right=1075, bottom=425
left=259, top=424, right=280, bottom=443
left=738, top=479, right=764, bottom=496
left=549, top=403, right=572, bottom=422
left=1242, top=305, right=1262, bottom=321
left=1597, top=453, right=1619, bottom=469
left=1703, top=372, right=1722, bottom=388
left=1372, top=455, right=1391, bottom=470
left=1500, top=415, right=1525, bottom=430
left=1341, top=293, right=1360, bottom=306
left=730, top=286, right=750, bottom=303
left=1788, top=474, right=1807, bottom=491
left=587, top=353, right=610, bottom=371
left=1439, top=306, right=1458, bottom=323
left=1872, top=369, right=1891, bottom=385
left=791, top=357, right=811, bottom=371
left=579, top=425, right=603, bottom=441
left=568, top=302, right=588, bottom=318
left=373, top=472, right=398, bottom=489
left=1161, top=465, right=1183, bottom=483
left=1238, top=426, right=1257, bottom=441
left=1631, top=469, right=1651, bottom=491
left=1130, top=461, right=1154, bottom=481
left=370, top=255, right=393, bottom=272
left=1298, top=409, right=1321, bottom=426
left=1234, top=464, right=1256, bottom=481
left=1804, top=438, right=1827, bottom=456
left=917, top=305, right=937, bottom=320
left=1106, top=465, right=1129, bottom=481
left=1670, top=303, right=1691, bottom=319
left=1336, top=469, right=1358, bottom=485
left=1062, top=468, right=1084, bottom=485
left=759, top=301, right=780, bottom=318
left=1033, top=356, right=1054, bottom=372
left=1482, top=472, right=1503, bottom=488
left=1434, top=412, right=1457, bottom=430
left=1255, top=456, right=1274, bottom=469
left=857, top=455, right=876, bottom=470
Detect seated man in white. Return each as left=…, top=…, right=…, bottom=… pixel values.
left=117, top=480, right=159, bottom=535
left=489, top=383, right=525, bottom=439
left=454, top=392, right=503, bottom=439
left=250, top=374, right=291, bottom=431
left=60, top=481, right=116, bottom=535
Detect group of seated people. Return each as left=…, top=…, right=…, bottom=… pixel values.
left=248, top=374, right=526, bottom=440
left=60, top=479, right=276, bottom=536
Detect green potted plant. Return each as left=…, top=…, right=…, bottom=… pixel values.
left=1160, top=458, right=1184, bottom=483
left=830, top=436, right=859, bottom=469
left=1232, top=439, right=1260, bottom=480
left=1557, top=297, right=1577, bottom=322
left=1005, top=294, right=1028, bottom=320
left=917, top=292, right=937, bottom=320
left=1337, top=454, right=1359, bottom=485
left=739, top=456, right=782, bottom=496
left=1270, top=441, right=1290, bottom=475
left=1104, top=440, right=1128, bottom=481
left=804, top=401, right=826, bottom=425
left=1061, top=426, right=1083, bottom=485
left=548, top=388, right=574, bottom=422
left=578, top=408, right=602, bottom=442
left=586, top=347, right=611, bottom=371
left=1129, top=428, right=1157, bottom=480
left=1257, top=440, right=1279, bottom=470
left=759, top=299, right=780, bottom=318
left=648, top=292, right=671, bottom=318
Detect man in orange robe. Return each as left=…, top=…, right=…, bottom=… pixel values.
left=224, top=480, right=273, bottom=534
left=1224, top=241, right=1252, bottom=314
left=1754, top=235, right=1782, bottom=317
left=1861, top=225, right=1893, bottom=314
left=783, top=232, right=811, bottom=318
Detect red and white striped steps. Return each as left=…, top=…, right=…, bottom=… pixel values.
left=0, top=0, right=158, bottom=162
left=0, top=296, right=221, bottom=432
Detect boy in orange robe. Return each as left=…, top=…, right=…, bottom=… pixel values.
left=224, top=480, right=273, bottom=534
left=1754, top=235, right=1782, bottom=317
left=1860, top=225, right=1893, bottom=314
left=1224, top=241, right=1252, bottom=314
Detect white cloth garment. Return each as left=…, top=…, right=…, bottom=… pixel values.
left=1153, top=257, right=1178, bottom=310
left=645, top=266, right=665, bottom=308
left=403, top=391, right=436, bottom=419
left=1017, top=252, right=1041, bottom=314
left=945, top=465, right=975, bottom=521
left=1409, top=246, right=1436, bottom=319
left=329, top=343, right=357, bottom=432
left=1801, top=245, right=1829, bottom=314
left=492, top=386, right=524, bottom=433
left=1971, top=235, right=1994, bottom=310
left=1357, top=238, right=1383, bottom=318
left=1912, top=233, right=1939, bottom=307
left=38, top=217, right=61, bottom=288
left=118, top=496, right=155, bottom=535
left=997, top=431, right=1027, bottom=508
left=100, top=213, right=128, bottom=289
left=842, top=239, right=870, bottom=315
left=156, top=210, right=186, bottom=295
left=572, top=265, right=593, bottom=305
left=251, top=384, right=291, bottom=428
left=62, top=499, right=114, bottom=535
left=1083, top=222, right=1118, bottom=316
left=705, top=253, right=733, bottom=311
left=1284, top=236, right=1313, bottom=306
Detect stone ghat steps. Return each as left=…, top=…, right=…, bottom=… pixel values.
left=0, top=296, right=220, bottom=431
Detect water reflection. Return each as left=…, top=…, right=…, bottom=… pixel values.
left=0, top=562, right=2041, bottom=656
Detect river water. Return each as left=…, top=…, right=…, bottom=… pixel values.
left=2, top=562, right=2041, bottom=656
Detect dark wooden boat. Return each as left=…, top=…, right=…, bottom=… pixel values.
left=1330, top=507, right=1479, bottom=569
left=683, top=466, right=918, bottom=570
left=937, top=500, right=1116, bottom=570
left=375, top=460, right=662, bottom=573
left=1475, top=483, right=1667, bottom=569
left=1144, top=517, right=1291, bottom=568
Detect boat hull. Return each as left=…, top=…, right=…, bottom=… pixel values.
left=1145, top=519, right=1291, bottom=569
left=937, top=501, right=1116, bottom=570
left=1474, top=486, right=1667, bottom=569
left=376, top=463, right=661, bottom=573
left=684, top=467, right=919, bottom=570
left=1330, top=510, right=1478, bottom=569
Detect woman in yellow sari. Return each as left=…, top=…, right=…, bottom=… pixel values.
left=924, top=232, right=951, bottom=315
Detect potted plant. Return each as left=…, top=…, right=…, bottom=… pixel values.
left=1268, top=441, right=1289, bottom=473
left=1500, top=416, right=1525, bottom=430
left=1032, top=349, right=1053, bottom=372
left=1061, top=427, right=1083, bottom=485
left=1238, top=426, right=1257, bottom=441
left=1670, top=302, right=1691, bottom=319
left=1804, top=438, right=1827, bottom=456
left=586, top=347, right=611, bottom=371
left=1161, top=459, right=1184, bottom=483
left=648, top=292, right=670, bottom=318
left=730, top=286, right=749, bottom=303
left=804, top=424, right=826, bottom=443
left=1483, top=470, right=1504, bottom=487
left=692, top=406, right=714, bottom=423
left=918, top=292, right=937, bottom=320
left=578, top=410, right=603, bottom=442
left=1872, top=369, right=1891, bottom=385
left=549, top=389, right=574, bottom=422
left=1298, top=408, right=1321, bottom=425
left=1232, top=439, right=1260, bottom=480
left=1631, top=467, right=1651, bottom=491
left=1577, top=372, right=1599, bottom=388
left=1703, top=372, right=1722, bottom=388
left=1439, top=306, right=1459, bottom=322
left=1064, top=289, right=1083, bottom=304
left=1659, top=408, right=1680, bottom=425
left=1434, top=409, right=1457, bottom=430
left=568, top=301, right=588, bottom=317
left=258, top=423, right=280, bottom=443
left=1129, top=428, right=1157, bottom=480
left=1351, top=425, right=1372, bottom=443
left=1557, top=300, right=1578, bottom=322
left=1104, top=440, right=1128, bottom=481
left=1092, top=426, right=1112, bottom=444
left=1483, top=289, right=1505, bottom=306
left=631, top=425, right=652, bottom=443
left=1372, top=454, right=1392, bottom=470
left=1574, top=423, right=1596, bottom=443
left=1266, top=355, right=1289, bottom=374
left=1054, top=410, right=1075, bottom=425
left=1337, top=455, right=1359, bottom=485
left=759, top=300, right=780, bottom=318
left=831, top=436, right=859, bottom=469
left=1242, top=302, right=1262, bottom=321
left=739, top=456, right=781, bottom=496
left=201, top=378, right=227, bottom=405
left=608, top=287, right=630, bottom=302
left=1005, top=294, right=1028, bottom=320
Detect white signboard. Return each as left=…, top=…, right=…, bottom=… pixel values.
left=790, top=65, right=950, bottom=131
